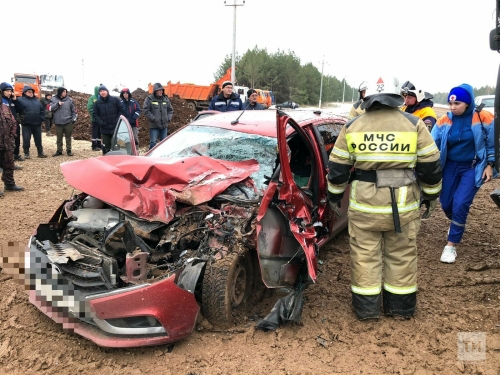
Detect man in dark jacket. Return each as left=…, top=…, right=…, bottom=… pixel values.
left=243, top=89, right=265, bottom=110
left=0, top=82, right=24, bottom=162
left=40, top=93, right=53, bottom=136
left=120, top=88, right=140, bottom=146
left=0, top=102, right=24, bottom=195
left=208, top=81, right=243, bottom=112
left=18, top=85, right=46, bottom=158
left=87, top=85, right=101, bottom=151
left=93, top=84, right=125, bottom=154
left=143, top=83, right=173, bottom=150
left=50, top=87, right=77, bottom=156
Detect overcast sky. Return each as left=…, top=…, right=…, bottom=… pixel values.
left=3, top=0, right=499, bottom=96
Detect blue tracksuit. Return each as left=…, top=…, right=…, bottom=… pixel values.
left=431, top=84, right=497, bottom=243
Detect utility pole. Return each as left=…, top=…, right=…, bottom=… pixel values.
left=351, top=86, right=355, bottom=102
left=225, top=0, right=245, bottom=83
left=318, top=56, right=329, bottom=109
left=342, top=76, right=346, bottom=104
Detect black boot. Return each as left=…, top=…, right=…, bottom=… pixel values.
left=24, top=153, right=30, bottom=159
left=67, top=150, right=74, bottom=156
left=14, top=155, right=25, bottom=162
left=37, top=147, right=47, bottom=158
left=4, top=184, right=25, bottom=192
left=352, top=292, right=381, bottom=320
left=383, top=290, right=416, bottom=318
left=52, top=151, right=63, bottom=157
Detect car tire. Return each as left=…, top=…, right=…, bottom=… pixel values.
left=202, top=248, right=253, bottom=328
left=276, top=106, right=281, bottom=110
left=187, top=102, right=196, bottom=111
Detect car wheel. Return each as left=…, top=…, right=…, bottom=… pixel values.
left=202, top=248, right=253, bottom=328
left=187, top=102, right=196, bottom=111
left=276, top=106, right=281, bottom=110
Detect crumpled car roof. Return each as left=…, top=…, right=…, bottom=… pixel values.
left=61, top=155, right=260, bottom=223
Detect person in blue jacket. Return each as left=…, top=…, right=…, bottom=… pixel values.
left=120, top=88, right=140, bottom=145
left=431, top=83, right=497, bottom=264
left=208, top=81, right=243, bottom=112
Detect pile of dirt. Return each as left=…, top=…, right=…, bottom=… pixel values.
left=64, top=88, right=198, bottom=149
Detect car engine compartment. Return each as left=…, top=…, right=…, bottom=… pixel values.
left=33, top=182, right=260, bottom=298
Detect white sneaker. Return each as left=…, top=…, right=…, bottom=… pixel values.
left=440, top=246, right=457, bottom=263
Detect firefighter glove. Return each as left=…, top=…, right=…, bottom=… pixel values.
left=329, top=200, right=342, bottom=218
left=420, top=199, right=437, bottom=219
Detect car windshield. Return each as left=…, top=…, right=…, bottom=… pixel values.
left=482, top=98, right=494, bottom=107
left=15, top=76, right=37, bottom=84
left=148, top=126, right=277, bottom=192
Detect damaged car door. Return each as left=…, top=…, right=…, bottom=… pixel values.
left=256, top=112, right=321, bottom=289
left=107, top=115, right=139, bottom=156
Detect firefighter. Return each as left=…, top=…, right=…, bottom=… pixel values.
left=349, top=82, right=368, bottom=119
left=400, top=81, right=437, bottom=132
left=327, top=89, right=442, bottom=320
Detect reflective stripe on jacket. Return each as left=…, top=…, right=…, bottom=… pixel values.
left=327, top=107, right=442, bottom=231
left=431, top=110, right=497, bottom=188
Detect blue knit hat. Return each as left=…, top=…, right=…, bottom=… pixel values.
left=448, top=87, right=471, bottom=104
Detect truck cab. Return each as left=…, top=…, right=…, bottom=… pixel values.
left=11, top=73, right=41, bottom=98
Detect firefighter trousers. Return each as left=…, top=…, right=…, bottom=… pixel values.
left=349, top=217, right=420, bottom=319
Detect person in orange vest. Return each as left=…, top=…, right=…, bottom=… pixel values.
left=400, top=81, right=437, bottom=132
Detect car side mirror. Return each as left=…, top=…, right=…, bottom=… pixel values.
left=490, top=28, right=500, bottom=51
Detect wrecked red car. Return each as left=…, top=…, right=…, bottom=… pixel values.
left=26, top=110, right=349, bottom=348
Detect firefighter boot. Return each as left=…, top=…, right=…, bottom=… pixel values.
left=383, top=290, right=416, bottom=318
left=352, top=293, right=381, bottom=320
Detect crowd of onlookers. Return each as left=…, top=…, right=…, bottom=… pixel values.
left=0, top=79, right=265, bottom=196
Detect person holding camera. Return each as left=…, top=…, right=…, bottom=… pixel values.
left=49, top=87, right=77, bottom=156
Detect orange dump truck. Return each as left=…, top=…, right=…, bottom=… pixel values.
left=148, top=68, right=232, bottom=111
left=12, top=73, right=41, bottom=98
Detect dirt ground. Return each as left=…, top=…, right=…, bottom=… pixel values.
left=1, top=132, right=500, bottom=375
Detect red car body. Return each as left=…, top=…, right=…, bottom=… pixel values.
left=26, top=110, right=349, bottom=348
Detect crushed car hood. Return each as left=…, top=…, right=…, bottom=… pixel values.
left=61, top=155, right=260, bottom=223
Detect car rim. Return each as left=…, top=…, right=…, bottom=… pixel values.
left=231, top=260, right=247, bottom=308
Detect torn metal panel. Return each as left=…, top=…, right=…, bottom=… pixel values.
left=121, top=251, right=149, bottom=284
left=46, top=243, right=84, bottom=264
left=60, top=155, right=260, bottom=223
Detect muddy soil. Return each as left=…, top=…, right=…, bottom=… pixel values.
left=0, top=134, right=499, bottom=375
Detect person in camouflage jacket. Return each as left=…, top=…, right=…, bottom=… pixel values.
left=0, top=103, right=24, bottom=195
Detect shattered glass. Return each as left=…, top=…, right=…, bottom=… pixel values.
left=149, top=126, right=277, bottom=192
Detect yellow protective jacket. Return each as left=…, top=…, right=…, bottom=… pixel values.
left=349, top=99, right=365, bottom=119
left=327, top=107, right=442, bottom=231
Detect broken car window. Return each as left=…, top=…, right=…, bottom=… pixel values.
left=148, top=126, right=277, bottom=192
left=315, top=122, right=344, bottom=156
